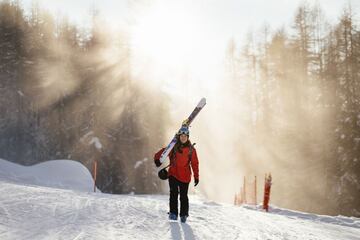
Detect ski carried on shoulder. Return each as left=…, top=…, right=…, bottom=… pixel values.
left=158, top=98, right=206, bottom=166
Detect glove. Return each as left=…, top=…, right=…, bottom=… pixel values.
left=154, top=159, right=161, bottom=167
left=194, top=179, right=199, bottom=187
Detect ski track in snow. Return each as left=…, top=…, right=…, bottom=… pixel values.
left=0, top=181, right=359, bottom=240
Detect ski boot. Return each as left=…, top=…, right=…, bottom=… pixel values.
left=169, top=212, right=178, bottom=221
left=180, top=215, right=188, bottom=223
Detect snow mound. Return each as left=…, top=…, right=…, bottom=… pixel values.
left=0, top=159, right=95, bottom=192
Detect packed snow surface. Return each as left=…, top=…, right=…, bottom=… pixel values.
left=0, top=159, right=359, bottom=240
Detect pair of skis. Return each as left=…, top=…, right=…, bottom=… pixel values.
left=158, top=98, right=207, bottom=167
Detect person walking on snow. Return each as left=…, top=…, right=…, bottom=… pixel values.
left=154, top=126, right=199, bottom=223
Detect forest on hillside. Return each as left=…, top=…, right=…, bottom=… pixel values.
left=226, top=3, right=360, bottom=216
left=0, top=1, right=169, bottom=194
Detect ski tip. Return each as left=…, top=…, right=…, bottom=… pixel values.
left=198, top=98, right=206, bottom=107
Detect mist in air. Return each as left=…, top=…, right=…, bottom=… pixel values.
left=0, top=0, right=359, bottom=217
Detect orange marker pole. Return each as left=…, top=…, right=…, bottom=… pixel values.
left=93, top=160, right=97, bottom=192
left=263, top=173, right=272, bottom=212
left=243, top=176, right=246, bottom=204
left=255, top=176, right=257, bottom=205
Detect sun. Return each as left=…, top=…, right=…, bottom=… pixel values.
left=129, top=1, right=223, bottom=100
left=130, top=2, right=203, bottom=73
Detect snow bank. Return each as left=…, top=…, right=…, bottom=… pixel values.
left=0, top=159, right=96, bottom=192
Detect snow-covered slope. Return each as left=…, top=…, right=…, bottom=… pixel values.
left=0, top=181, right=359, bottom=240
left=0, top=159, right=95, bottom=192
left=0, top=159, right=359, bottom=240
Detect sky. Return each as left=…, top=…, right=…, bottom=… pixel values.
left=20, top=0, right=360, bottom=35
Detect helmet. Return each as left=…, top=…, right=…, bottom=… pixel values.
left=158, top=168, right=169, bottom=180
left=177, top=126, right=189, bottom=136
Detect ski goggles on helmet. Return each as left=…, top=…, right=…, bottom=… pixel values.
left=178, top=126, right=189, bottom=136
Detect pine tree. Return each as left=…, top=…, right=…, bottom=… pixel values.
left=332, top=6, right=360, bottom=216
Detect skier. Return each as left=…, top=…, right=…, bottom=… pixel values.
left=154, top=126, right=199, bottom=223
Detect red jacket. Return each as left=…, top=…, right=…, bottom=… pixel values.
left=154, top=145, right=199, bottom=183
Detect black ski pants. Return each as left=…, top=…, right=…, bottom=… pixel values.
left=168, top=176, right=189, bottom=217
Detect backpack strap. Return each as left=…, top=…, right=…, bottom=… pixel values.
left=188, top=143, right=196, bottom=164
left=168, top=147, right=176, bottom=167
